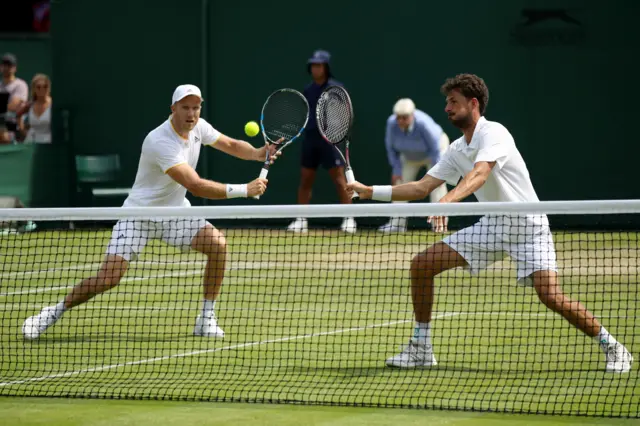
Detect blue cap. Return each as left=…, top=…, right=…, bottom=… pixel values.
left=307, top=50, right=333, bottom=77
left=307, top=50, right=331, bottom=65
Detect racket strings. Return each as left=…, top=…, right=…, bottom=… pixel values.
left=263, top=91, right=309, bottom=143
left=317, top=90, right=352, bottom=144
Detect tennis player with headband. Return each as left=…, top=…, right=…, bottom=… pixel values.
left=22, top=84, right=278, bottom=340
left=347, top=74, right=632, bottom=373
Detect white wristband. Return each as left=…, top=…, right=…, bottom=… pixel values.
left=372, top=185, right=393, bottom=202
left=226, top=184, right=248, bottom=199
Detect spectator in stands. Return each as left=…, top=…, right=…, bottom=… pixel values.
left=287, top=50, right=356, bottom=234
left=379, top=98, right=450, bottom=233
left=0, top=53, right=29, bottom=143
left=32, top=1, right=51, bottom=33
left=18, top=73, right=52, bottom=143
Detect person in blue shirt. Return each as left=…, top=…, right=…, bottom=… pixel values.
left=287, top=50, right=356, bottom=233
left=379, top=98, right=450, bottom=232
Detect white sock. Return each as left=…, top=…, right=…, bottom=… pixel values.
left=202, top=299, right=216, bottom=316
left=596, top=326, right=618, bottom=350
left=412, top=321, right=431, bottom=344
left=52, top=301, right=66, bottom=319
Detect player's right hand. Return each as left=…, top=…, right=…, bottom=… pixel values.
left=247, top=178, right=268, bottom=198
left=427, top=216, right=449, bottom=233
left=346, top=181, right=372, bottom=199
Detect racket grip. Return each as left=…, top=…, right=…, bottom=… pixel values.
left=345, top=169, right=360, bottom=200
left=253, top=168, right=269, bottom=200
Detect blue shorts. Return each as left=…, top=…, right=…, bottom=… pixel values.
left=301, top=137, right=345, bottom=170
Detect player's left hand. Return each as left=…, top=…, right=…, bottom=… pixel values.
left=346, top=181, right=372, bottom=199
left=427, top=216, right=449, bottom=233
left=256, top=138, right=284, bottom=164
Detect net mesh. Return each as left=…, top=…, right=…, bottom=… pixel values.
left=0, top=202, right=638, bottom=417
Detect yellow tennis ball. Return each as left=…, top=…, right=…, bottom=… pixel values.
left=244, top=121, right=260, bottom=137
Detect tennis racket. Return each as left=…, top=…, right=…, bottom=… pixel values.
left=316, top=85, right=359, bottom=200
left=253, top=88, right=309, bottom=199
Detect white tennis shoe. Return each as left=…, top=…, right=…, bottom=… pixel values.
left=378, top=217, right=407, bottom=233
left=386, top=339, right=438, bottom=368
left=605, top=342, right=633, bottom=373
left=194, top=313, right=225, bottom=338
left=287, top=218, right=308, bottom=233
left=22, top=306, right=59, bottom=340
left=340, top=217, right=357, bottom=234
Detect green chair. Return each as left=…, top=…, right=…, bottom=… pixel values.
left=75, top=154, right=129, bottom=206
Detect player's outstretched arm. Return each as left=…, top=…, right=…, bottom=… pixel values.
left=167, top=163, right=267, bottom=199
left=213, top=134, right=281, bottom=164
left=347, top=174, right=445, bottom=202
left=438, top=161, right=495, bottom=204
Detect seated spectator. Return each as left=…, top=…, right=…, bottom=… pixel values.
left=19, top=73, right=52, bottom=143
left=0, top=53, right=29, bottom=143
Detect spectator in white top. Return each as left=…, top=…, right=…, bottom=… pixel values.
left=0, top=53, right=29, bottom=143
left=347, top=73, right=633, bottom=374
left=18, top=73, right=52, bottom=143
left=380, top=98, right=450, bottom=233
left=21, top=84, right=280, bottom=341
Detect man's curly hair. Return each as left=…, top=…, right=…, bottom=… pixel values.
left=440, top=74, right=489, bottom=116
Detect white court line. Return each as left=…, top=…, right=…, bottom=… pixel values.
left=0, top=260, right=205, bottom=280
left=0, top=312, right=460, bottom=387
left=0, top=270, right=203, bottom=297
left=1, top=263, right=101, bottom=279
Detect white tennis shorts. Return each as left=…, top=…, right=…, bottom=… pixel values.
left=105, top=218, right=210, bottom=262
left=443, top=215, right=558, bottom=286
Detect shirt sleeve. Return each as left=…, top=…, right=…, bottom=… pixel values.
left=474, top=127, right=510, bottom=169
left=11, top=81, right=28, bottom=102
left=385, top=121, right=402, bottom=176
left=144, top=139, right=187, bottom=173
left=426, top=147, right=460, bottom=186
left=200, top=120, right=221, bottom=146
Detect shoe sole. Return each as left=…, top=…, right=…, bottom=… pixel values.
left=606, top=365, right=632, bottom=373
left=606, top=355, right=633, bottom=373
left=194, top=331, right=225, bottom=338
left=386, top=361, right=438, bottom=368
left=22, top=330, right=41, bottom=340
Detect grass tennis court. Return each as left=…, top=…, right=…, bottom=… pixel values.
left=0, top=227, right=638, bottom=419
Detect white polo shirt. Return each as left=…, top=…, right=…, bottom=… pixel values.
left=428, top=117, right=556, bottom=280
left=123, top=117, right=221, bottom=207
left=427, top=116, right=539, bottom=204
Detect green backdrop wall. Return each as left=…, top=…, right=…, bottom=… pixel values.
left=46, top=0, right=639, bottom=210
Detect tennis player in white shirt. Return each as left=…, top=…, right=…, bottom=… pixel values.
left=348, top=74, right=633, bottom=373
left=23, top=84, right=277, bottom=340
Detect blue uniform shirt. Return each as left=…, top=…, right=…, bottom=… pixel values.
left=303, top=78, right=343, bottom=141
left=385, top=109, right=443, bottom=176
left=299, top=78, right=345, bottom=169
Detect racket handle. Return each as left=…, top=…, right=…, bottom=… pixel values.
left=345, top=169, right=360, bottom=201
left=253, top=168, right=269, bottom=200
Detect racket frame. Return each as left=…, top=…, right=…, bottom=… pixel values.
left=316, top=85, right=359, bottom=200
left=254, top=88, right=309, bottom=199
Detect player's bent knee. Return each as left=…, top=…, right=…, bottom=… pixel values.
left=211, top=233, right=227, bottom=255
left=98, top=255, right=128, bottom=290
left=193, top=226, right=227, bottom=257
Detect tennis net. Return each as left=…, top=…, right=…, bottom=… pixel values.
left=0, top=201, right=638, bottom=417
